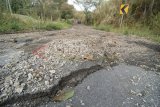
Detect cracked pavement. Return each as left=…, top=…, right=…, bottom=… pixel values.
left=0, top=25, right=160, bottom=107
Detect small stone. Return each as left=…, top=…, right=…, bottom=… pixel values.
left=10, top=80, right=13, bottom=85
left=44, top=75, right=50, bottom=80
left=45, top=81, right=49, bottom=86
left=130, top=97, right=133, bottom=100
left=87, top=86, right=90, bottom=90
left=146, top=84, right=151, bottom=88
left=27, top=73, right=33, bottom=81
left=38, top=77, right=42, bottom=81
left=137, top=93, right=142, bottom=97
left=66, top=105, right=71, bottom=107
left=29, top=69, right=34, bottom=72
left=130, top=90, right=136, bottom=95
left=133, top=76, right=136, bottom=79
left=108, top=41, right=116, bottom=47
left=13, top=81, right=20, bottom=87
left=49, top=70, right=56, bottom=74
left=69, top=99, right=72, bottom=102
left=24, top=71, right=27, bottom=75
left=39, top=71, right=43, bottom=75
left=63, top=54, right=66, bottom=57
left=5, top=76, right=12, bottom=82
left=82, top=54, right=93, bottom=60
left=32, top=88, right=38, bottom=92
left=50, top=79, right=53, bottom=82
left=143, top=99, right=146, bottom=103
left=150, top=98, right=154, bottom=102
left=12, top=67, right=16, bottom=71
left=54, top=75, right=59, bottom=79
left=137, top=90, right=146, bottom=97
left=36, top=73, right=40, bottom=77
left=15, top=83, right=25, bottom=94
left=80, top=100, right=85, bottom=106
left=32, top=73, right=36, bottom=77
left=156, top=64, right=160, bottom=68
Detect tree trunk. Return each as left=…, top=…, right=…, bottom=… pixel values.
left=5, top=0, right=9, bottom=10
left=7, top=0, right=12, bottom=14
left=149, top=0, right=155, bottom=15
left=143, top=1, right=146, bottom=17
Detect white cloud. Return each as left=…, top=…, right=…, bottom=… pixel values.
left=68, top=0, right=84, bottom=11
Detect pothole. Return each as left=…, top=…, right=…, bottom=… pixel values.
left=0, top=65, right=103, bottom=106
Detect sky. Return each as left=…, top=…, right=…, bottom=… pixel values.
left=67, top=0, right=83, bottom=11
left=67, top=0, right=109, bottom=11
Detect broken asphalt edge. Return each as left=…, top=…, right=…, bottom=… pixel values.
left=0, top=65, right=103, bottom=106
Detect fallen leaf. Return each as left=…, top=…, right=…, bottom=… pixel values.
left=53, top=88, right=74, bottom=102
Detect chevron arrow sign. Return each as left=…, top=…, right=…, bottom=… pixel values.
left=120, top=4, right=129, bottom=15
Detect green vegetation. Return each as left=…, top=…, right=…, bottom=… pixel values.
left=0, top=0, right=73, bottom=33
left=0, top=14, right=71, bottom=33
left=92, top=0, right=160, bottom=43
left=74, top=0, right=101, bottom=24
left=0, top=14, right=25, bottom=32
left=67, top=0, right=160, bottom=43
left=0, top=0, right=159, bottom=43
left=95, top=24, right=160, bottom=43
left=43, top=21, right=71, bottom=30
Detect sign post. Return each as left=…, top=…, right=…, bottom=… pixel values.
left=120, top=4, right=129, bottom=15
left=119, top=2, right=129, bottom=28
left=120, top=14, right=124, bottom=28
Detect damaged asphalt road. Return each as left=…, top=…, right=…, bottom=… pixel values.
left=45, top=64, right=160, bottom=107
left=0, top=25, right=160, bottom=107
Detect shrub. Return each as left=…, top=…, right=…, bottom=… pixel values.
left=151, top=13, right=160, bottom=35
left=0, top=14, right=25, bottom=33
left=0, top=14, right=71, bottom=33
left=10, top=18, right=24, bottom=31
left=123, top=30, right=129, bottom=35
left=45, top=23, right=61, bottom=30
left=95, top=25, right=111, bottom=32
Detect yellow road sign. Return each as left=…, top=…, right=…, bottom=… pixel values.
left=120, top=4, right=129, bottom=15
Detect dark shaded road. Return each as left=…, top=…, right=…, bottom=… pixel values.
left=42, top=64, right=160, bottom=107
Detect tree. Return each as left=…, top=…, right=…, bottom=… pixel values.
left=0, top=0, right=6, bottom=12
left=74, top=0, right=101, bottom=24
left=0, top=0, right=13, bottom=14
left=33, top=0, right=67, bottom=20
left=92, top=0, right=160, bottom=32
left=60, top=3, right=74, bottom=19
left=10, top=0, right=24, bottom=13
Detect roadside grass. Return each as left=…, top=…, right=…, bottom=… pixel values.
left=40, top=21, right=71, bottom=30
left=94, top=24, right=160, bottom=43
left=0, top=14, right=71, bottom=33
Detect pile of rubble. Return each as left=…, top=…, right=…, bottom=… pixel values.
left=0, top=37, right=117, bottom=103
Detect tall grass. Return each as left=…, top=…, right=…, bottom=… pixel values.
left=95, top=24, right=160, bottom=43
left=0, top=14, right=71, bottom=33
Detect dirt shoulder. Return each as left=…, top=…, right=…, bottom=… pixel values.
left=0, top=25, right=160, bottom=106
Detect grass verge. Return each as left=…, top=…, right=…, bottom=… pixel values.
left=0, top=14, right=71, bottom=34
left=94, top=24, right=160, bottom=43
